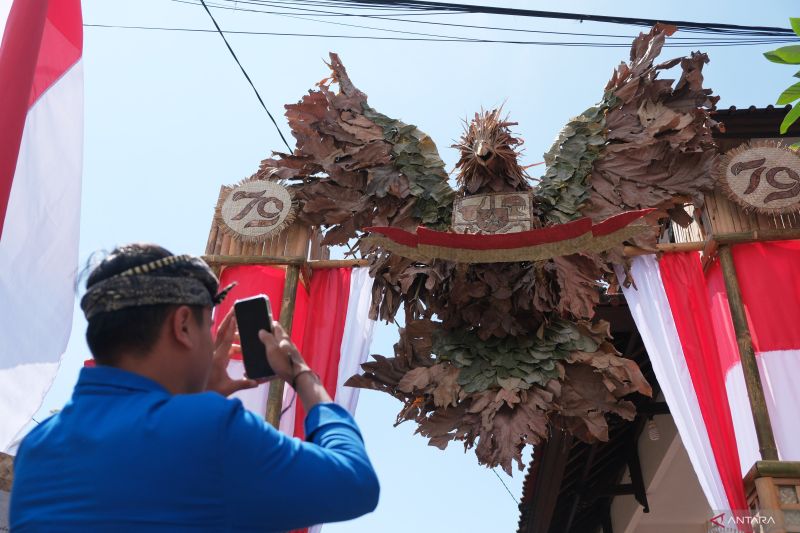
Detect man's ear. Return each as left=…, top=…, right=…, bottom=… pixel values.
left=170, top=306, right=195, bottom=350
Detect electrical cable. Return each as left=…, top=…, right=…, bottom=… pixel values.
left=492, top=467, right=519, bottom=505
left=84, top=24, right=799, bottom=47
left=322, top=0, right=797, bottom=36
left=197, top=0, right=293, bottom=151
left=199, top=0, right=797, bottom=43
left=177, top=0, right=795, bottom=43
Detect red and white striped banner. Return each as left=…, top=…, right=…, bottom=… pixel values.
left=620, top=242, right=800, bottom=514
left=0, top=0, right=83, bottom=451
left=706, top=241, right=800, bottom=475
left=211, top=265, right=375, bottom=434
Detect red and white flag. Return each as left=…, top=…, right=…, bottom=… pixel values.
left=211, top=265, right=375, bottom=433
left=620, top=242, right=800, bottom=514
left=706, top=241, right=800, bottom=476
left=0, top=0, right=83, bottom=451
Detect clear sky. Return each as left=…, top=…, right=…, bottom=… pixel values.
left=27, top=1, right=796, bottom=531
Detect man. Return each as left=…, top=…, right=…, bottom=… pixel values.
left=10, top=244, right=379, bottom=532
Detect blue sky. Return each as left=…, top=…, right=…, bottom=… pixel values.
left=30, top=1, right=796, bottom=531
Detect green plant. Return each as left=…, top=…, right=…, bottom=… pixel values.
left=764, top=18, right=800, bottom=138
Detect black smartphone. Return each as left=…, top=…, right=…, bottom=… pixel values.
left=233, top=295, right=275, bottom=381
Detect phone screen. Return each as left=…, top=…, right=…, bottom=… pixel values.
left=233, top=295, right=275, bottom=381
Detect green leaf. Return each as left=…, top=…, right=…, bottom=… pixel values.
left=791, top=141, right=800, bottom=151
left=795, top=70, right=800, bottom=79
left=765, top=50, right=789, bottom=64
left=778, top=82, right=800, bottom=105
left=780, top=104, right=800, bottom=134
left=767, top=45, right=800, bottom=65
left=792, top=18, right=800, bottom=37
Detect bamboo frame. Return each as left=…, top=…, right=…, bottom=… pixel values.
left=202, top=255, right=369, bottom=269
left=265, top=264, right=301, bottom=428
left=719, top=245, right=780, bottom=461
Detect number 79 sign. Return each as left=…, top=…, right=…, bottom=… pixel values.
left=215, top=179, right=296, bottom=243
left=715, top=141, right=800, bottom=215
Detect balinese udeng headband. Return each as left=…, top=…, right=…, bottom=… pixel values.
left=80, top=254, right=236, bottom=320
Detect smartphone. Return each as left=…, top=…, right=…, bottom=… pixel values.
left=233, top=295, right=275, bottom=381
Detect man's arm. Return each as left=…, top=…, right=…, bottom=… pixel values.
left=220, top=321, right=378, bottom=531
left=220, top=401, right=379, bottom=531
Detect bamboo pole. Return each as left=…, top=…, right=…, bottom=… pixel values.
left=265, top=264, right=301, bottom=428
left=718, top=245, right=779, bottom=461
left=202, top=255, right=369, bottom=269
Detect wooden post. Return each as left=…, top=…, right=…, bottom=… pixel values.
left=265, top=263, right=301, bottom=428
left=718, top=245, right=779, bottom=461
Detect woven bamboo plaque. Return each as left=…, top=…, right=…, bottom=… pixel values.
left=453, top=192, right=534, bottom=234
left=714, top=141, right=800, bottom=215
left=215, top=179, right=295, bottom=243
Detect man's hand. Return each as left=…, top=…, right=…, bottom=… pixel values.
left=258, top=322, right=309, bottom=384
left=206, top=310, right=258, bottom=397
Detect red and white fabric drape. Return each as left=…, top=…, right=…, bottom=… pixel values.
left=620, top=241, right=800, bottom=514
left=211, top=265, right=375, bottom=435
left=0, top=0, right=83, bottom=451
left=706, top=242, right=800, bottom=475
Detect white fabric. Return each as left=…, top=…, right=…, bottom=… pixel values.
left=726, top=350, right=800, bottom=476
left=618, top=256, right=729, bottom=511
left=0, top=61, right=83, bottom=450
left=758, top=350, right=800, bottom=463
left=335, top=267, right=375, bottom=414
left=0, top=0, right=12, bottom=44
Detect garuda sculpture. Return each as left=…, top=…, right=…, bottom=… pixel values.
left=257, top=24, right=719, bottom=474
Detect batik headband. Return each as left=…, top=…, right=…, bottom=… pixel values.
left=80, top=254, right=236, bottom=320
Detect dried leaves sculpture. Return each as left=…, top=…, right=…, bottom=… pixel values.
left=258, top=26, right=718, bottom=475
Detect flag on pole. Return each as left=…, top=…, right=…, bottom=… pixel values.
left=705, top=241, right=800, bottom=475
left=0, top=0, right=83, bottom=451
left=620, top=243, right=800, bottom=516
left=211, top=265, right=375, bottom=434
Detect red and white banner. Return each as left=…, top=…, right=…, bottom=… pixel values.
left=0, top=0, right=83, bottom=451
left=211, top=265, right=375, bottom=434
left=621, top=243, right=800, bottom=514
left=620, top=254, right=745, bottom=513
left=706, top=241, right=800, bottom=475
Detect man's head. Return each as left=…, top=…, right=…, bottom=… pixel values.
left=82, top=244, right=228, bottom=393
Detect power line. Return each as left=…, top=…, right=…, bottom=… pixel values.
left=329, top=0, right=796, bottom=36
left=492, top=467, right=519, bottom=506
left=197, top=0, right=293, bottom=151
left=178, top=0, right=795, bottom=43
left=84, top=24, right=797, bottom=47
left=172, top=0, right=478, bottom=41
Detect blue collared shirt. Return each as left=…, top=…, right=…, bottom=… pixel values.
left=10, top=366, right=379, bottom=532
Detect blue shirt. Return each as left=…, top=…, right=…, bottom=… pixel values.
left=10, top=366, right=379, bottom=532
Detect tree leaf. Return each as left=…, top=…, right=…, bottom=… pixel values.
left=777, top=82, right=800, bottom=105
left=791, top=18, right=800, bottom=38
left=780, top=104, right=800, bottom=134
left=769, top=45, right=800, bottom=65
left=765, top=50, right=791, bottom=64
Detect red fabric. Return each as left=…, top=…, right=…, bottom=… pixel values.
left=292, top=268, right=352, bottom=439
left=659, top=252, right=747, bottom=512
left=0, top=0, right=82, bottom=236
left=706, top=240, right=800, bottom=372
left=590, top=208, right=654, bottom=236
left=706, top=261, right=742, bottom=374
left=212, top=266, right=309, bottom=357
left=365, top=208, right=653, bottom=252
left=730, top=241, right=800, bottom=353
